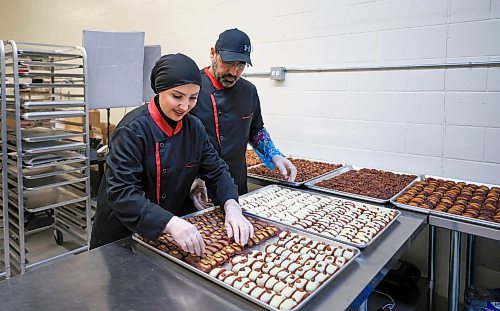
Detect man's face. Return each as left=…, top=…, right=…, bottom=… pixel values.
left=211, top=51, right=247, bottom=88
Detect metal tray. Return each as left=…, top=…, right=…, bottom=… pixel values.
left=247, top=157, right=345, bottom=187
left=304, top=165, right=420, bottom=204
left=22, top=140, right=86, bottom=154
left=8, top=186, right=87, bottom=212
left=9, top=162, right=86, bottom=180
left=391, top=175, right=500, bottom=230
left=240, top=185, right=401, bottom=249
left=9, top=172, right=87, bottom=191
left=133, top=207, right=360, bottom=311
left=19, top=110, right=85, bottom=120
left=17, top=151, right=86, bottom=167
left=20, top=100, right=85, bottom=108
left=20, top=127, right=84, bottom=142
left=17, top=82, right=85, bottom=89
left=15, top=49, right=82, bottom=61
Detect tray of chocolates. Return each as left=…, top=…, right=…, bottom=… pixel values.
left=392, top=176, right=500, bottom=229
left=247, top=157, right=344, bottom=187
left=246, top=149, right=262, bottom=167
left=240, top=185, right=400, bottom=248
left=304, top=165, right=419, bottom=204
left=133, top=207, right=360, bottom=310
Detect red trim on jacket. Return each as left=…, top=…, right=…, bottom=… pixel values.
left=204, top=67, right=224, bottom=90
left=210, top=94, right=221, bottom=146
left=155, top=142, right=161, bottom=204
left=148, top=99, right=183, bottom=137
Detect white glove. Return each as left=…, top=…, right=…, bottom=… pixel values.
left=272, top=155, right=297, bottom=182
left=224, top=199, right=254, bottom=246
left=190, top=178, right=214, bottom=210
left=164, top=216, right=206, bottom=256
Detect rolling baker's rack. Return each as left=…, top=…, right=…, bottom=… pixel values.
left=2, top=41, right=91, bottom=275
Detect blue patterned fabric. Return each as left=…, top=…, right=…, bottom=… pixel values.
left=249, top=128, right=283, bottom=169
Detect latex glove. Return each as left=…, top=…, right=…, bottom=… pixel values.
left=164, top=216, right=205, bottom=256
left=190, top=178, right=214, bottom=210
left=272, top=155, right=297, bottom=182
left=224, top=199, right=254, bottom=246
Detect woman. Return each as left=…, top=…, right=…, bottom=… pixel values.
left=90, top=53, right=254, bottom=255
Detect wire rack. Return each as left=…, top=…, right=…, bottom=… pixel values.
left=3, top=41, right=91, bottom=275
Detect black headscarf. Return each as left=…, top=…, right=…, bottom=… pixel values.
left=150, top=53, right=202, bottom=94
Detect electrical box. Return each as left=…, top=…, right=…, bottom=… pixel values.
left=270, top=67, right=286, bottom=81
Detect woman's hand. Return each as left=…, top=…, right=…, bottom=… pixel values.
left=190, top=178, right=214, bottom=210
left=224, top=200, right=254, bottom=245
left=165, top=216, right=205, bottom=256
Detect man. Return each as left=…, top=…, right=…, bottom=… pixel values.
left=190, top=28, right=296, bottom=209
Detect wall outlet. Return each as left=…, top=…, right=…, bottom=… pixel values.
left=270, top=67, right=286, bottom=81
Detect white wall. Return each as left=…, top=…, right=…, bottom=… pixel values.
left=1, top=0, right=499, bottom=300
left=2, top=0, right=498, bottom=183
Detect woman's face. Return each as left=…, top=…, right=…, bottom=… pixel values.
left=158, top=83, right=200, bottom=121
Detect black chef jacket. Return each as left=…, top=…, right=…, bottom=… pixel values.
left=189, top=67, right=264, bottom=196
left=90, top=98, right=238, bottom=249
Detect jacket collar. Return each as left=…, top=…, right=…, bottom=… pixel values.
left=148, top=98, right=183, bottom=137
left=204, top=67, right=224, bottom=91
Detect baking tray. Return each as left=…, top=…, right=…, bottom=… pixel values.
left=20, top=100, right=85, bottom=108
left=16, top=151, right=86, bottom=167
left=20, top=127, right=84, bottom=142
left=15, top=49, right=82, bottom=61
left=22, top=140, right=86, bottom=154
left=9, top=162, right=86, bottom=180
left=240, top=185, right=401, bottom=249
left=133, top=207, right=360, bottom=311
left=304, top=165, right=420, bottom=204
left=8, top=172, right=87, bottom=191
left=247, top=158, right=345, bottom=187
left=391, top=175, right=500, bottom=230
left=8, top=186, right=87, bottom=212
left=19, top=110, right=85, bottom=120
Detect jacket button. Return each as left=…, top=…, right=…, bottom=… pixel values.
left=160, top=143, right=164, bottom=147
left=220, top=135, right=224, bottom=140
left=161, top=194, right=167, bottom=199
left=218, top=111, right=222, bottom=115
left=162, top=168, right=167, bottom=174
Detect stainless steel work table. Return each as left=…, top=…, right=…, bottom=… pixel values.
left=0, top=210, right=426, bottom=311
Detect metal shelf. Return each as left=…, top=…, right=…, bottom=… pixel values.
left=2, top=40, right=91, bottom=275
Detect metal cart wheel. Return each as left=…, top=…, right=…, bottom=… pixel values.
left=54, top=229, right=64, bottom=245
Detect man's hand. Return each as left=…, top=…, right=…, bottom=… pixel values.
left=224, top=199, right=254, bottom=245
left=272, top=155, right=297, bottom=182
left=190, top=178, right=214, bottom=210
left=164, top=216, right=205, bottom=256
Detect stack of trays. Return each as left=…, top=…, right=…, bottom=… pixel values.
left=240, top=185, right=400, bottom=248
left=248, top=157, right=344, bottom=187
left=392, top=175, right=500, bottom=228
left=134, top=207, right=359, bottom=310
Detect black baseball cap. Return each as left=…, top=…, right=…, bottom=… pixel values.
left=215, top=28, right=252, bottom=66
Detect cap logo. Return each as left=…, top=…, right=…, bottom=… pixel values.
left=243, top=44, right=251, bottom=52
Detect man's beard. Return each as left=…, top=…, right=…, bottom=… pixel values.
left=212, top=61, right=239, bottom=88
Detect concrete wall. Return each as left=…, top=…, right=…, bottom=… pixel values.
left=1, top=0, right=499, bottom=300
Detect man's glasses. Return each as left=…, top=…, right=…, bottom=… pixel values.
left=217, top=53, right=247, bottom=70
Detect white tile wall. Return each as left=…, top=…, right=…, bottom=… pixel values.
left=493, top=0, right=500, bottom=18
left=487, top=68, right=500, bottom=91
left=447, top=20, right=500, bottom=58
left=484, top=128, right=500, bottom=163
left=443, top=159, right=500, bottom=184
left=444, top=125, right=485, bottom=161
left=449, top=0, right=491, bottom=23
left=445, top=68, right=488, bottom=91
left=446, top=92, right=500, bottom=127
left=406, top=124, right=444, bottom=157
